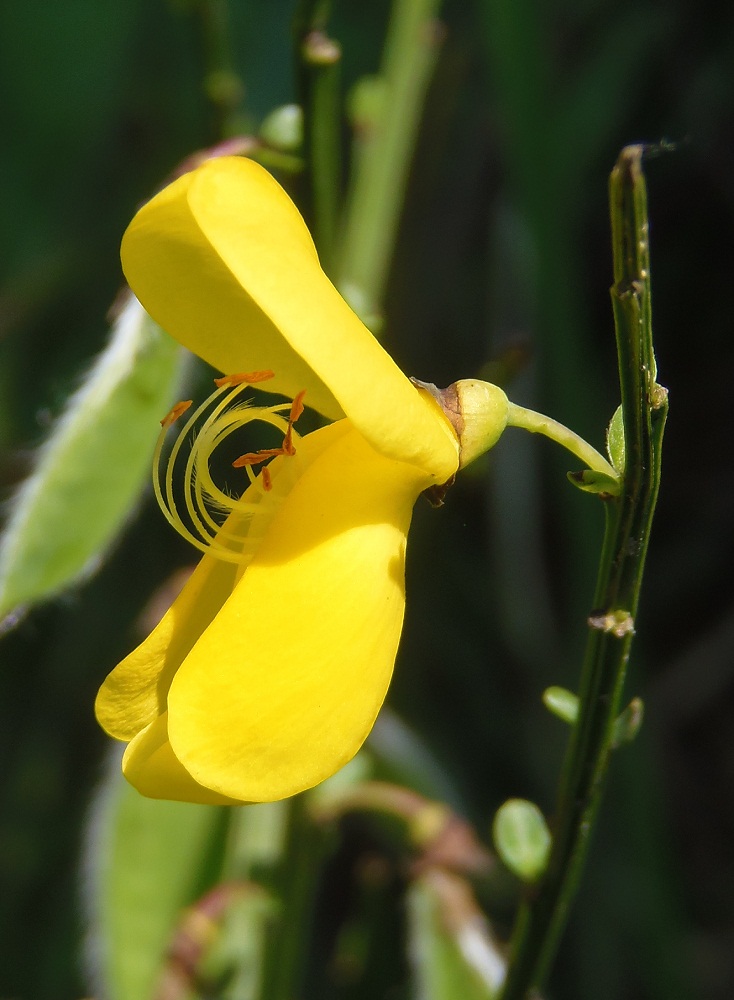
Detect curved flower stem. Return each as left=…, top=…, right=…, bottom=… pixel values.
left=498, top=146, right=668, bottom=1000
left=506, top=402, right=618, bottom=481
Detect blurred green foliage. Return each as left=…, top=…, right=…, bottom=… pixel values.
left=1, top=0, right=733, bottom=998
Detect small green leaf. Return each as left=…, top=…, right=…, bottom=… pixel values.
left=0, top=296, right=183, bottom=623
left=612, top=696, right=644, bottom=747
left=407, top=871, right=503, bottom=1000
left=492, top=799, right=551, bottom=883
left=85, top=753, right=228, bottom=1000
left=606, top=403, right=625, bottom=473
left=567, top=468, right=621, bottom=496
left=542, top=686, right=579, bottom=725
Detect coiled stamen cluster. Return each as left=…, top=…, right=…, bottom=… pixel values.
left=154, top=371, right=304, bottom=563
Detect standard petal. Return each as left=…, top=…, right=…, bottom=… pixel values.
left=121, top=157, right=459, bottom=482
left=163, top=423, right=429, bottom=802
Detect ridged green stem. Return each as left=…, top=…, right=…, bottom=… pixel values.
left=499, top=146, right=668, bottom=1000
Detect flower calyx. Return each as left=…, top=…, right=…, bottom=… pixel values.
left=411, top=377, right=509, bottom=472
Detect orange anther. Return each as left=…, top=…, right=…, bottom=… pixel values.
left=161, top=399, right=193, bottom=427
left=261, top=466, right=273, bottom=491
left=282, top=389, right=307, bottom=456
left=232, top=447, right=284, bottom=468
left=289, top=389, right=306, bottom=424
left=213, top=370, right=275, bottom=387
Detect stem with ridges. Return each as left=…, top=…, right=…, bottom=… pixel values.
left=498, top=146, right=668, bottom=1000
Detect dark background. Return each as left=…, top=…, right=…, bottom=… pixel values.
left=1, top=0, right=733, bottom=997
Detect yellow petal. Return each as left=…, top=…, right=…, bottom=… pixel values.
left=95, top=554, right=239, bottom=740
left=95, top=420, right=356, bottom=752
left=121, top=157, right=458, bottom=482
left=96, top=420, right=353, bottom=744
left=148, top=423, right=429, bottom=802
left=123, top=714, right=239, bottom=805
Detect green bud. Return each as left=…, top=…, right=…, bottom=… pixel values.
left=302, top=30, right=341, bottom=66
left=347, top=75, right=387, bottom=132
left=259, top=104, right=303, bottom=153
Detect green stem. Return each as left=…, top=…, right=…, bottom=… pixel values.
left=498, top=146, right=668, bottom=1000
left=506, top=402, right=618, bottom=481
left=337, top=0, right=443, bottom=327
left=259, top=795, right=325, bottom=1000
left=197, top=0, right=245, bottom=138
left=293, top=0, right=341, bottom=272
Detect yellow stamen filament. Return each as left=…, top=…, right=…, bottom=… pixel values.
left=231, top=388, right=307, bottom=469
left=153, top=376, right=306, bottom=563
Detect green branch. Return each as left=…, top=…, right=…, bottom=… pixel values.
left=498, top=146, right=668, bottom=1000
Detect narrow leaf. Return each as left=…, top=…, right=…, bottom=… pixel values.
left=606, top=403, right=625, bottom=473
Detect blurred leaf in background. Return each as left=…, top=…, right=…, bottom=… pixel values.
left=0, top=298, right=183, bottom=621
left=0, top=0, right=732, bottom=998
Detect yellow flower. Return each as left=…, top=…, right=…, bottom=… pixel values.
left=95, top=156, right=466, bottom=805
